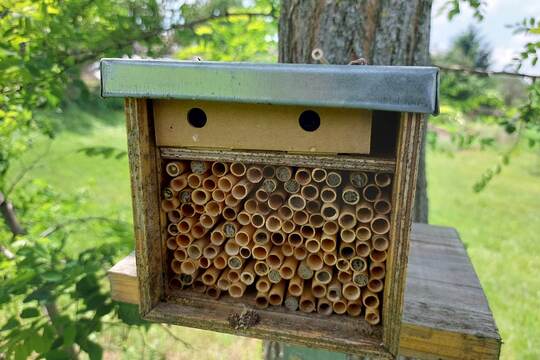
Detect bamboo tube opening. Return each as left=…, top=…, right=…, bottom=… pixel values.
left=211, top=189, right=226, bottom=203
left=287, top=232, right=303, bottom=247
left=217, top=174, right=238, bottom=192
left=363, top=184, right=381, bottom=202
left=333, top=299, right=347, bottom=314
left=191, top=222, right=208, bottom=239
left=275, top=166, right=292, bottom=182
left=323, top=251, right=337, bottom=266
left=176, top=233, right=192, bottom=247
left=338, top=270, right=352, bottom=283
left=320, top=187, right=337, bottom=203
left=254, top=261, right=269, bottom=276
left=228, top=256, right=243, bottom=270
left=240, top=261, right=256, bottom=285
left=306, top=253, right=324, bottom=271
left=371, top=215, right=390, bottom=235
left=288, top=276, right=304, bottom=297
left=372, top=235, right=389, bottom=251
left=292, top=210, right=309, bottom=225
left=322, top=221, right=338, bottom=235
left=350, top=171, right=368, bottom=188
left=162, top=198, right=180, bottom=212
left=374, top=173, right=392, bottom=187
left=362, top=291, right=379, bottom=308
left=308, top=214, right=324, bottom=228
left=211, top=161, right=229, bottom=177
left=169, top=277, right=182, bottom=289
left=230, top=162, right=246, bottom=177
left=284, top=179, right=300, bottom=194
left=227, top=269, right=240, bottom=283
left=223, top=222, right=238, bottom=238
left=299, top=288, right=316, bottom=313
left=317, top=299, right=333, bottom=316
left=374, top=197, right=391, bottom=215
left=365, top=307, right=380, bottom=325
left=181, top=259, right=199, bottom=275
left=167, top=223, right=180, bottom=236
left=285, top=295, right=299, bottom=311
left=210, top=229, right=225, bottom=246
left=295, top=168, right=311, bottom=186
left=217, top=269, right=231, bottom=290
left=179, top=189, right=192, bottom=203
left=244, top=198, right=258, bottom=214
left=192, top=278, right=206, bottom=293
left=204, top=201, right=222, bottom=217
left=268, top=191, right=285, bottom=211
left=353, top=270, right=369, bottom=287
left=356, top=226, right=371, bottom=242
left=200, top=213, right=218, bottom=228
left=268, top=269, right=281, bottom=284
left=327, top=280, right=341, bottom=302
left=237, top=210, right=251, bottom=226
left=293, top=246, right=307, bottom=261
left=170, top=175, right=188, bottom=192
left=256, top=276, right=271, bottom=292
left=347, top=300, right=362, bottom=317
left=342, top=186, right=360, bottom=205
left=265, top=215, right=282, bottom=232
left=192, top=188, right=210, bottom=205
left=311, top=281, right=327, bottom=298
left=252, top=242, right=272, bottom=260
left=187, top=238, right=209, bottom=259
left=251, top=213, right=265, bottom=228
left=213, top=252, right=229, bottom=269
left=205, top=286, right=221, bottom=299
left=279, top=257, right=298, bottom=279
left=202, top=175, right=218, bottom=192
left=338, top=208, right=357, bottom=229
left=326, top=171, right=342, bottom=188
left=336, top=258, right=350, bottom=272
left=340, top=229, right=356, bottom=243
left=339, top=243, right=355, bottom=259
left=281, top=219, right=295, bottom=234
left=262, top=165, right=276, bottom=179
left=229, top=282, right=247, bottom=298
left=246, top=165, right=263, bottom=183
left=321, top=203, right=339, bottom=221
left=311, top=168, right=327, bottom=183
left=253, top=228, right=270, bottom=244
left=231, top=180, right=253, bottom=200
left=167, top=237, right=178, bottom=250
left=257, top=201, right=271, bottom=215
left=282, top=243, right=294, bottom=257
left=350, top=256, right=367, bottom=272
left=194, top=204, right=205, bottom=214
left=171, top=259, right=182, bottom=274
left=255, top=188, right=269, bottom=202
left=370, top=261, right=386, bottom=279
left=187, top=173, right=203, bottom=189
left=166, top=161, right=187, bottom=177
left=277, top=205, right=293, bottom=220
left=368, top=278, right=384, bottom=293
left=203, top=244, right=220, bottom=259
left=298, top=261, right=314, bottom=279
left=355, top=203, right=374, bottom=223
left=235, top=225, right=254, bottom=246
left=167, top=209, right=182, bottom=224
left=288, top=194, right=306, bottom=211
left=270, top=231, right=286, bottom=246
left=306, top=200, right=322, bottom=214
left=355, top=241, right=370, bottom=258
left=267, top=247, right=285, bottom=269
left=199, top=257, right=211, bottom=269
left=239, top=246, right=251, bottom=259
left=262, top=178, right=278, bottom=194
left=255, top=292, right=269, bottom=309
left=300, top=225, right=315, bottom=239
left=162, top=186, right=176, bottom=200
left=370, top=249, right=387, bottom=262
left=224, top=240, right=240, bottom=256
left=180, top=272, right=195, bottom=286
left=343, top=283, right=361, bottom=301
left=269, top=282, right=286, bottom=306
left=190, top=160, right=209, bottom=174
left=315, top=266, right=332, bottom=284
left=305, top=238, right=320, bottom=253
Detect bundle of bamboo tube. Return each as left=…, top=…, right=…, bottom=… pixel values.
left=162, top=160, right=392, bottom=325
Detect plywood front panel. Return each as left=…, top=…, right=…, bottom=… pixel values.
left=153, top=100, right=372, bottom=154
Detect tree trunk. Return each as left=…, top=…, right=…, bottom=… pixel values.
left=267, top=0, right=432, bottom=358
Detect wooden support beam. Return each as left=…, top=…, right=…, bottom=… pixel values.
left=108, top=223, right=501, bottom=360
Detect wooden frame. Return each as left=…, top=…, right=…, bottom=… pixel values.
left=125, top=97, right=424, bottom=357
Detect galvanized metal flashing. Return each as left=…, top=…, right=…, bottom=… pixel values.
left=100, top=59, right=439, bottom=115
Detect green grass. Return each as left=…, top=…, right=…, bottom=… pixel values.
left=9, top=107, right=540, bottom=359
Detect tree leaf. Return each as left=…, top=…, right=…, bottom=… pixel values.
left=20, top=307, right=41, bottom=318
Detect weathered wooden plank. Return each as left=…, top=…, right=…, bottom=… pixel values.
left=107, top=223, right=501, bottom=359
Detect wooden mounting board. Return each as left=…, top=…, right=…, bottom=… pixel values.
left=108, top=223, right=501, bottom=360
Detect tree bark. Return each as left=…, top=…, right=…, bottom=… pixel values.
left=268, top=1, right=432, bottom=358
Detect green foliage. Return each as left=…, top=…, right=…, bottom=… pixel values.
left=509, top=17, right=540, bottom=68
left=440, top=0, right=485, bottom=21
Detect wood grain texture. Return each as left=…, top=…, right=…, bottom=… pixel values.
left=160, top=147, right=396, bottom=173
left=383, top=113, right=425, bottom=355
left=107, top=223, right=501, bottom=359
left=125, top=98, right=163, bottom=315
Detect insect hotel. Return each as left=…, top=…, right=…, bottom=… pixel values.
left=100, top=59, right=438, bottom=358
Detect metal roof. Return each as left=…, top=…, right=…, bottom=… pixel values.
left=100, top=59, right=439, bottom=114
